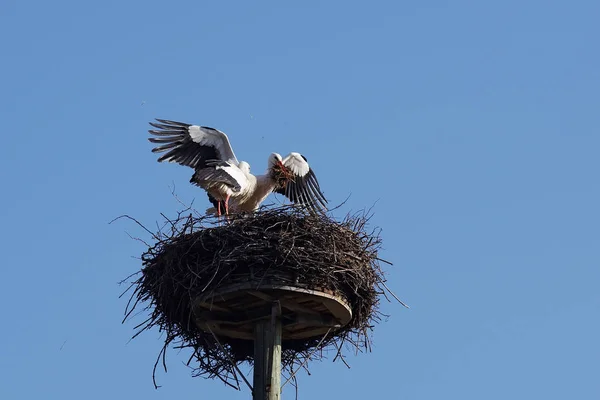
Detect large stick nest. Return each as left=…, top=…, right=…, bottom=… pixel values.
left=120, top=204, right=397, bottom=390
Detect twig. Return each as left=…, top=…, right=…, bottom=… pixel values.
left=281, top=328, right=332, bottom=389
left=109, top=215, right=161, bottom=241
left=205, top=325, right=253, bottom=392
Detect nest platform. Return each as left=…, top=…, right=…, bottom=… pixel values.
left=121, top=204, right=392, bottom=390
left=195, top=283, right=352, bottom=341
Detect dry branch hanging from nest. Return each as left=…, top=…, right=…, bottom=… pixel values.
left=119, top=204, right=398, bottom=390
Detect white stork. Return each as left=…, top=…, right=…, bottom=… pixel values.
left=148, top=119, right=328, bottom=215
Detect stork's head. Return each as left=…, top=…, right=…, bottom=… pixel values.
left=268, top=152, right=293, bottom=187
left=268, top=152, right=284, bottom=169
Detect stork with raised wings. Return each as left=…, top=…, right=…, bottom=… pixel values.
left=148, top=119, right=328, bottom=215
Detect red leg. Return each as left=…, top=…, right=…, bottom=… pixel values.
left=217, top=201, right=221, bottom=217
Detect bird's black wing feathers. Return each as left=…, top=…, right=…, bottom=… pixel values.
left=148, top=119, right=229, bottom=170
left=275, top=168, right=328, bottom=213
left=191, top=167, right=242, bottom=192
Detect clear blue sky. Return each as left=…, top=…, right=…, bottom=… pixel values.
left=1, top=1, right=598, bottom=398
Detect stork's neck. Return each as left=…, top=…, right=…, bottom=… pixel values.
left=253, top=174, right=278, bottom=205
left=229, top=173, right=278, bottom=213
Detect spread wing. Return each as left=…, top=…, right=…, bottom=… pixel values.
left=191, top=160, right=249, bottom=192
left=275, top=152, right=328, bottom=213
left=148, top=118, right=238, bottom=169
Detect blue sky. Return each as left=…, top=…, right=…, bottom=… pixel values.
left=1, top=0, right=599, bottom=398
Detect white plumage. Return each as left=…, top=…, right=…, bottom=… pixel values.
left=148, top=119, right=328, bottom=215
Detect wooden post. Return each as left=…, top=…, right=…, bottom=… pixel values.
left=269, top=306, right=282, bottom=400
left=253, top=321, right=267, bottom=400
left=253, top=303, right=282, bottom=400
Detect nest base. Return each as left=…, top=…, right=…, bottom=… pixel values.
left=194, top=283, right=352, bottom=341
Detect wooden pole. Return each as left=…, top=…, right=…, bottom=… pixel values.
left=253, top=303, right=282, bottom=400
left=269, top=306, right=282, bottom=400
left=253, top=321, right=267, bottom=400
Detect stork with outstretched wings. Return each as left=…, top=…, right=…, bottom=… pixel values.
left=148, top=118, right=328, bottom=215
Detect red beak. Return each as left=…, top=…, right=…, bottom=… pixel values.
left=277, top=161, right=288, bottom=172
